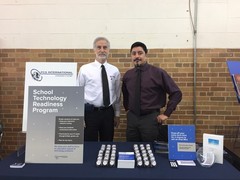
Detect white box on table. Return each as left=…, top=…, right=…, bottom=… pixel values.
left=117, top=152, right=135, bottom=169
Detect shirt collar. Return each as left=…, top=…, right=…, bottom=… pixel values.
left=135, top=62, right=148, bottom=72
left=94, top=60, right=108, bottom=68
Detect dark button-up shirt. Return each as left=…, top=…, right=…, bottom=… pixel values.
left=122, top=63, right=182, bottom=117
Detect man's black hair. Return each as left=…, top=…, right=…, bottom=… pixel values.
left=130, top=42, right=148, bottom=54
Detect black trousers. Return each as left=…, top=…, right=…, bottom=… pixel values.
left=84, top=106, right=114, bottom=141
left=126, top=111, right=160, bottom=142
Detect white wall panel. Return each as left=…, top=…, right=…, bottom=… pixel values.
left=227, top=18, right=240, bottom=33
left=0, top=0, right=240, bottom=48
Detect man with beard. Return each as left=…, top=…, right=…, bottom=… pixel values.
left=77, top=37, right=121, bottom=141
left=122, top=42, right=182, bottom=142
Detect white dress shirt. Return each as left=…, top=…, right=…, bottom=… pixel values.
left=77, top=60, right=121, bottom=116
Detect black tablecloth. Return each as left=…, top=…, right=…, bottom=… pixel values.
left=0, top=142, right=239, bottom=180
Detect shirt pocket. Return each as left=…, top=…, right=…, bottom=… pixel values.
left=109, top=75, right=116, bottom=91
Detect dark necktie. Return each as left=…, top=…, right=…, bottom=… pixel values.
left=134, top=67, right=141, bottom=116
left=101, top=65, right=110, bottom=107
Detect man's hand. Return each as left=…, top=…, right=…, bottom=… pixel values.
left=156, top=114, right=168, bottom=124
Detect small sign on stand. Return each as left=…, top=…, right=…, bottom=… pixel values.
left=168, top=125, right=196, bottom=160
left=227, top=60, right=240, bottom=103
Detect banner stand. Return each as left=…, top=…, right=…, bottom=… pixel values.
left=25, top=86, right=84, bottom=164
left=16, top=131, right=26, bottom=158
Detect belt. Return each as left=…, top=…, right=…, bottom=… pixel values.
left=140, top=109, right=159, bottom=116
left=93, top=105, right=112, bottom=111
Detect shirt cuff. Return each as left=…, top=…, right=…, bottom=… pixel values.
left=115, top=110, right=120, bottom=117
left=163, top=109, right=173, bottom=117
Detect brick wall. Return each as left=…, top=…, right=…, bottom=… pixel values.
left=0, top=48, right=240, bottom=157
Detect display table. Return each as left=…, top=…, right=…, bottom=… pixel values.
left=0, top=142, right=239, bottom=180
left=224, top=140, right=240, bottom=171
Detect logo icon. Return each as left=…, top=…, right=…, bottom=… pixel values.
left=30, top=69, right=42, bottom=81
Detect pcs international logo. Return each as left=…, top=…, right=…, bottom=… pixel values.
left=30, top=69, right=43, bottom=81
left=30, top=68, right=74, bottom=82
